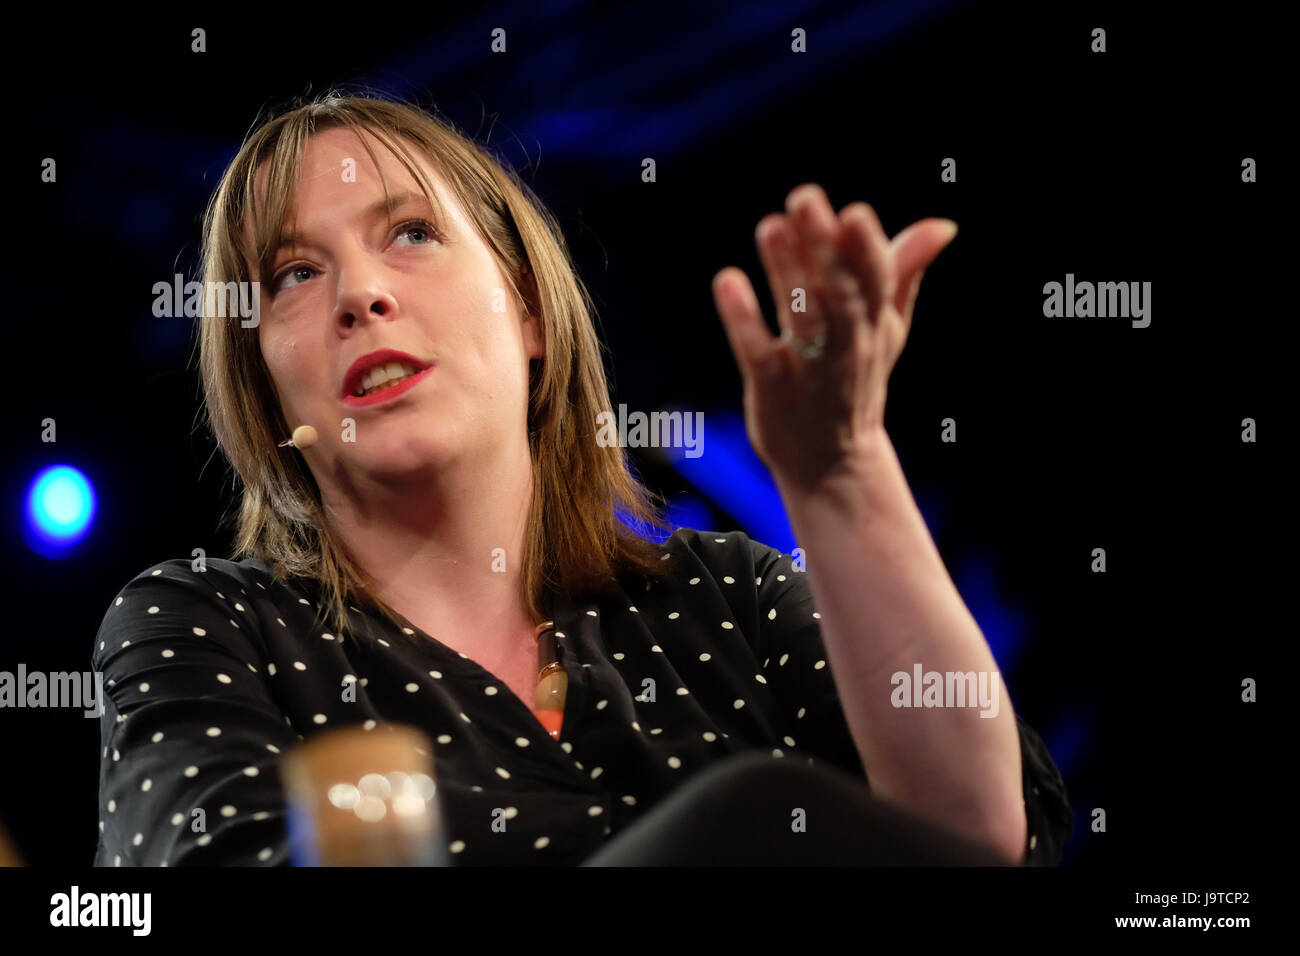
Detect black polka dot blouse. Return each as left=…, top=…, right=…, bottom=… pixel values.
left=91, top=527, right=1073, bottom=867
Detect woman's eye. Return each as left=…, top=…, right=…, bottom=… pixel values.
left=393, top=220, right=438, bottom=247
left=271, top=265, right=317, bottom=294
left=268, top=221, right=436, bottom=294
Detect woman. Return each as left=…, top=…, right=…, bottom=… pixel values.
left=92, top=93, right=1071, bottom=867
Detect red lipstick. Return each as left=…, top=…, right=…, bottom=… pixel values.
left=341, top=349, right=434, bottom=408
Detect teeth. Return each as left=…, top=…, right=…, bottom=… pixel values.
left=360, top=374, right=416, bottom=397
left=355, top=361, right=418, bottom=397
left=362, top=361, right=416, bottom=391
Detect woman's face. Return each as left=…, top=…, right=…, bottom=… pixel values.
left=251, top=127, right=544, bottom=485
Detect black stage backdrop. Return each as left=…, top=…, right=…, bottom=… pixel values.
left=0, top=0, right=1283, bottom=929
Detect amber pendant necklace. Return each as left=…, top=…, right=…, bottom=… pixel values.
left=532, top=620, right=567, bottom=739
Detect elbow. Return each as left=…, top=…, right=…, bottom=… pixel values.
left=983, top=803, right=1028, bottom=865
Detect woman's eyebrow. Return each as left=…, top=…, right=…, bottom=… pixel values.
left=272, top=190, right=436, bottom=255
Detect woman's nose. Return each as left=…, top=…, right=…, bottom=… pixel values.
left=334, top=266, right=399, bottom=330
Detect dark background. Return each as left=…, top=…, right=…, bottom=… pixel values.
left=3, top=0, right=1285, bottom=869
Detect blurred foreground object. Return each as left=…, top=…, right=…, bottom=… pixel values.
left=0, top=818, right=23, bottom=865
left=282, top=723, right=451, bottom=866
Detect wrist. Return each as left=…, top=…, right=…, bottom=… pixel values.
left=773, top=426, right=900, bottom=513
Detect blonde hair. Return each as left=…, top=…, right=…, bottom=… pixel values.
left=196, top=91, right=675, bottom=641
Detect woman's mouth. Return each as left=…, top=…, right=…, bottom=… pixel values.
left=342, top=364, right=434, bottom=408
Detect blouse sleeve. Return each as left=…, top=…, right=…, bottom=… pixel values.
left=92, top=559, right=297, bottom=866
left=740, top=532, right=1074, bottom=865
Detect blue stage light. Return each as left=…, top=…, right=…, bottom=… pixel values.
left=665, top=410, right=796, bottom=553
left=25, top=465, right=97, bottom=556
left=619, top=493, right=718, bottom=544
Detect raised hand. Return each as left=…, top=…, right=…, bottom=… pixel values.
left=711, top=183, right=957, bottom=494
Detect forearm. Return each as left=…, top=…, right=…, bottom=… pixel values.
left=775, top=430, right=1027, bottom=862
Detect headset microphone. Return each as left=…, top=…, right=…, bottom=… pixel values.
left=277, top=425, right=318, bottom=450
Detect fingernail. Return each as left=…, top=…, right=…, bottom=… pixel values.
left=938, top=219, right=959, bottom=241
left=789, top=185, right=819, bottom=211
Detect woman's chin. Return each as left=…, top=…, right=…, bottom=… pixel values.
left=369, top=447, right=446, bottom=474
left=335, top=432, right=436, bottom=474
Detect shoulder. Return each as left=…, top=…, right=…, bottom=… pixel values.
left=109, top=554, right=280, bottom=589
left=648, top=527, right=809, bottom=625
left=98, top=555, right=290, bottom=615
left=658, top=527, right=797, bottom=589
left=659, top=527, right=783, bottom=568
left=92, top=555, right=310, bottom=665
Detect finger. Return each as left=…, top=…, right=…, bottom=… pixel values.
left=786, top=184, right=857, bottom=346
left=711, top=267, right=777, bottom=380
left=836, top=202, right=896, bottom=321
left=889, top=218, right=958, bottom=324
left=754, top=214, right=798, bottom=337
left=757, top=215, right=825, bottom=347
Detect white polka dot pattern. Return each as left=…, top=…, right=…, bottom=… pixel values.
left=88, top=531, right=1069, bottom=867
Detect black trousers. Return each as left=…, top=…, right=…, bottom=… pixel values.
left=580, top=750, right=1015, bottom=866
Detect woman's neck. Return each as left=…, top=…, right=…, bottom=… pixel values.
left=319, top=440, right=539, bottom=648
